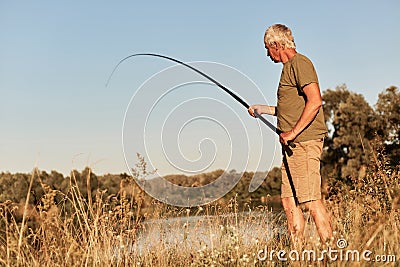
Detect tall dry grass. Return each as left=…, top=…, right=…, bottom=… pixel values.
left=0, top=147, right=399, bottom=266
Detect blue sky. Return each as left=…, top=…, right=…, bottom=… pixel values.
left=1, top=1, right=399, bottom=175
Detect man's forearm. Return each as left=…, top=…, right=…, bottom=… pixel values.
left=249, top=105, right=277, bottom=117
left=292, top=101, right=321, bottom=136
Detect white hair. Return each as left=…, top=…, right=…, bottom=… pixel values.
left=264, top=24, right=296, bottom=49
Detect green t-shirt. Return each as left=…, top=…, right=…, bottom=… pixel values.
left=277, top=53, right=327, bottom=142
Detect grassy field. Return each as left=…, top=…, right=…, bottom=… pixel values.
left=0, top=151, right=399, bottom=267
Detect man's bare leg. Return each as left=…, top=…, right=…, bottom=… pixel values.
left=303, top=199, right=333, bottom=243
left=281, top=197, right=305, bottom=244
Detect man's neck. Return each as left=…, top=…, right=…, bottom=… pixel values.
left=280, top=48, right=297, bottom=64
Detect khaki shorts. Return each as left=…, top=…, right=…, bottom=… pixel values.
left=281, top=138, right=324, bottom=203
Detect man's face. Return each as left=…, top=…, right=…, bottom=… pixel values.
left=264, top=42, right=281, bottom=63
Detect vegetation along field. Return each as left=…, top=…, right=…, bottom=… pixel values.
left=1, top=86, right=399, bottom=266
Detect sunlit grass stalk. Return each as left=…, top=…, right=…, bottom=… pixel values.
left=16, top=168, right=36, bottom=265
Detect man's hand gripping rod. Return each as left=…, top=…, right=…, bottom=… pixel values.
left=252, top=110, right=295, bottom=148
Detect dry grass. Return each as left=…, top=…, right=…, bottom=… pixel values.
left=0, top=151, right=399, bottom=266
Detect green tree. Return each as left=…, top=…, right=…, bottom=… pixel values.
left=264, top=167, right=281, bottom=196
left=322, top=85, right=376, bottom=180
left=0, top=172, right=31, bottom=203
left=374, top=86, right=400, bottom=167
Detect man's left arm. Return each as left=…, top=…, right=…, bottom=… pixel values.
left=279, top=82, right=322, bottom=145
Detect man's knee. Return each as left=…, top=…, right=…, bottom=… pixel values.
left=303, top=199, right=326, bottom=217
left=281, top=197, right=297, bottom=209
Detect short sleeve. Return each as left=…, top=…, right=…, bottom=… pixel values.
left=292, top=55, right=319, bottom=92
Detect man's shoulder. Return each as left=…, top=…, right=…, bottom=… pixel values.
left=292, top=53, right=314, bottom=65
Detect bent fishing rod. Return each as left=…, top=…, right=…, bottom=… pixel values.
left=106, top=53, right=295, bottom=148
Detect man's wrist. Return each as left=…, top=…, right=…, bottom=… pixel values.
left=291, top=128, right=299, bottom=137
left=269, top=106, right=277, bottom=116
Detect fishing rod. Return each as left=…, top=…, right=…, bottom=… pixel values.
left=106, top=53, right=295, bottom=148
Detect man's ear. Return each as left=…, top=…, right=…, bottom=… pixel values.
left=274, top=42, right=282, bottom=50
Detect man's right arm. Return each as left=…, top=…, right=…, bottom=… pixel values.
left=248, top=105, right=277, bottom=117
